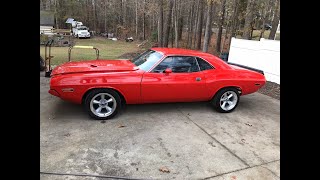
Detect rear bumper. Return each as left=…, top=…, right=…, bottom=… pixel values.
left=49, top=89, right=60, bottom=97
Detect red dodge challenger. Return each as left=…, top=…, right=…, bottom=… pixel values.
left=49, top=48, right=266, bottom=120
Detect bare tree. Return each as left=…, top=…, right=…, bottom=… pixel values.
left=142, top=0, right=146, bottom=40
left=192, top=0, right=200, bottom=49
left=174, top=0, right=179, bottom=47
left=227, top=0, right=239, bottom=50
left=203, top=0, right=214, bottom=52
left=216, top=0, right=227, bottom=53
left=243, top=0, right=256, bottom=39
left=104, top=0, right=106, bottom=32
left=163, top=0, right=174, bottom=47
left=196, top=0, right=204, bottom=50
left=268, top=0, right=279, bottom=40
left=135, top=0, right=138, bottom=38
left=158, top=0, right=164, bottom=47
left=187, top=0, right=195, bottom=48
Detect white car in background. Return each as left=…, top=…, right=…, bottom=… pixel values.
left=73, top=26, right=90, bottom=39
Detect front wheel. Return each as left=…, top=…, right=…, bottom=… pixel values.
left=211, top=88, right=240, bottom=113
left=84, top=89, right=121, bottom=120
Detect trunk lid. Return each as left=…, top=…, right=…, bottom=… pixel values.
left=51, top=59, right=138, bottom=75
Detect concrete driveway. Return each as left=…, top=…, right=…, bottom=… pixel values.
left=40, top=74, right=280, bottom=180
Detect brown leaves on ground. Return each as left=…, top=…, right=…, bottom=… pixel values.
left=63, top=133, right=71, bottom=137
left=159, top=166, right=170, bottom=173
left=118, top=125, right=126, bottom=128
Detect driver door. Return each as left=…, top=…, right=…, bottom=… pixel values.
left=141, top=56, right=208, bottom=103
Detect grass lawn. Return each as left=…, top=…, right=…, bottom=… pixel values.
left=40, top=37, right=144, bottom=65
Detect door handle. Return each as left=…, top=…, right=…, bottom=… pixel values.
left=196, top=77, right=201, bottom=81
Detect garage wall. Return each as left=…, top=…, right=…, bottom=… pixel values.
left=228, top=37, right=280, bottom=84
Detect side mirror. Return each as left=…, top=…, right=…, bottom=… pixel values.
left=164, top=68, right=172, bottom=74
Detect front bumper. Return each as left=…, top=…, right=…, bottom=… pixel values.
left=78, top=34, right=90, bottom=37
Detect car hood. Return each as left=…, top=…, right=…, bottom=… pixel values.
left=51, top=59, right=138, bottom=76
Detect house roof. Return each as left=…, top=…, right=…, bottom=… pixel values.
left=40, top=11, right=55, bottom=26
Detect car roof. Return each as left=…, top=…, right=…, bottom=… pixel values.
left=150, top=48, right=231, bottom=69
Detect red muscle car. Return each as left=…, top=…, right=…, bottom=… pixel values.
left=49, top=48, right=266, bottom=120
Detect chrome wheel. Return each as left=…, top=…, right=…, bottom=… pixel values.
left=90, top=93, right=117, bottom=118
left=219, top=91, right=238, bottom=111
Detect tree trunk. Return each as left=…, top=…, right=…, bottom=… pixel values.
left=259, top=17, right=266, bottom=39
left=203, top=0, right=214, bottom=52
left=187, top=1, right=195, bottom=48
left=123, top=0, right=126, bottom=26
left=192, top=0, right=200, bottom=49
left=174, top=0, right=179, bottom=47
left=104, top=0, right=107, bottom=33
left=163, top=0, right=174, bottom=47
left=178, top=17, right=183, bottom=40
left=171, top=15, right=174, bottom=47
left=158, top=0, right=164, bottom=47
left=135, top=0, right=138, bottom=38
left=54, top=0, right=59, bottom=29
left=142, top=0, right=146, bottom=40
left=221, top=11, right=230, bottom=53
left=269, top=0, right=280, bottom=40
left=243, top=0, right=255, bottom=39
left=227, top=0, right=239, bottom=50
left=216, top=0, right=226, bottom=53
left=92, top=0, right=97, bottom=31
left=196, top=0, right=204, bottom=50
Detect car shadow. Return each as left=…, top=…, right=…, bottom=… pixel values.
left=50, top=100, right=216, bottom=120
left=49, top=97, right=253, bottom=121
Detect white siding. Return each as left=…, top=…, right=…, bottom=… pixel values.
left=228, top=38, right=280, bottom=84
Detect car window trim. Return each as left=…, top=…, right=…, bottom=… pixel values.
left=149, top=55, right=201, bottom=73
left=146, top=51, right=168, bottom=73
left=195, top=56, right=215, bottom=70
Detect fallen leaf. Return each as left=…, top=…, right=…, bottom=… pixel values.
left=241, top=139, right=246, bottom=143
left=118, top=125, right=126, bottom=128
left=245, top=123, right=252, bottom=127
left=159, top=166, right=170, bottom=173
left=64, top=133, right=71, bottom=137
left=231, top=175, right=237, bottom=180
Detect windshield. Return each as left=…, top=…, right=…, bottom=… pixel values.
left=78, top=26, right=88, bottom=30
left=131, top=50, right=163, bottom=71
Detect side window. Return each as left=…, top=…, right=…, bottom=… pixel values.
left=196, top=57, right=214, bottom=71
left=152, top=57, right=174, bottom=72
left=171, top=56, right=199, bottom=73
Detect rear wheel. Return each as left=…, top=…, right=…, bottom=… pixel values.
left=84, top=89, right=121, bottom=120
left=211, top=88, right=240, bottom=113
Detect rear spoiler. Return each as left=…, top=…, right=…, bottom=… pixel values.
left=228, top=62, right=264, bottom=75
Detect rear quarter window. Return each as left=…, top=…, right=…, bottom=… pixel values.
left=196, top=57, right=214, bottom=71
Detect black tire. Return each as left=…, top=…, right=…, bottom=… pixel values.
left=84, top=89, right=122, bottom=120
left=211, top=87, right=240, bottom=113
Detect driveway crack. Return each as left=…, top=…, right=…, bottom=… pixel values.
left=203, top=159, right=280, bottom=179
left=261, top=166, right=280, bottom=178
left=178, top=109, right=250, bottom=167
